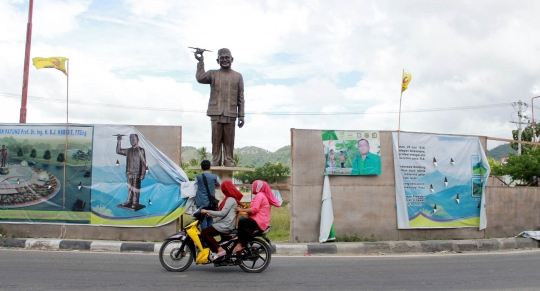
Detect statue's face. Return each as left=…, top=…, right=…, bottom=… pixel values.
left=130, top=135, right=138, bottom=146
left=217, top=52, right=233, bottom=69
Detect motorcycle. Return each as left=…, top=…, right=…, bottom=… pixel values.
left=159, top=207, right=273, bottom=273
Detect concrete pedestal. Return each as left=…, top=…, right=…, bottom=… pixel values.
left=0, top=167, right=8, bottom=175
left=188, top=166, right=255, bottom=202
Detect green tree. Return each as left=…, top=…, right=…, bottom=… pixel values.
left=234, top=162, right=290, bottom=185
left=189, top=158, right=199, bottom=167
left=43, top=150, right=51, bottom=162
left=197, top=147, right=209, bottom=162
left=56, top=153, right=65, bottom=163
left=22, top=144, right=33, bottom=157
left=181, top=162, right=198, bottom=181
left=17, top=147, right=23, bottom=157
left=233, top=153, right=242, bottom=166
left=30, top=148, right=37, bottom=159
left=487, top=156, right=504, bottom=176
left=511, top=123, right=540, bottom=155
left=498, top=148, right=540, bottom=186
left=72, top=149, right=87, bottom=165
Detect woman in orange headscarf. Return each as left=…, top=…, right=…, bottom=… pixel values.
left=232, top=180, right=281, bottom=254
left=200, top=180, right=243, bottom=261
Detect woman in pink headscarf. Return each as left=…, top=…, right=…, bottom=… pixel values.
left=232, top=180, right=281, bottom=254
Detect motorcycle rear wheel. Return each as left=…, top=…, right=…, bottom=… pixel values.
left=159, top=239, right=195, bottom=272
left=238, top=238, right=272, bottom=273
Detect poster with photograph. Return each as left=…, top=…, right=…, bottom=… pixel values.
left=322, top=130, right=381, bottom=176
left=392, top=132, right=490, bottom=229
left=0, top=124, right=189, bottom=227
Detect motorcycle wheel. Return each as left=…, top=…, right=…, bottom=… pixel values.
left=159, top=239, right=195, bottom=272
left=238, top=238, right=272, bottom=273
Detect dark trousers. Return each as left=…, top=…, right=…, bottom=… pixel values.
left=237, top=218, right=261, bottom=245
left=211, top=120, right=235, bottom=166
left=199, top=226, right=222, bottom=252
left=126, top=177, right=141, bottom=205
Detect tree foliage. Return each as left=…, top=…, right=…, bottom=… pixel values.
left=197, top=147, right=209, bottom=162
left=511, top=123, right=540, bottom=155
left=496, top=124, right=540, bottom=186
left=30, top=149, right=37, bottom=159
left=234, top=162, right=290, bottom=184
left=43, top=150, right=51, bottom=161
left=56, top=153, right=65, bottom=163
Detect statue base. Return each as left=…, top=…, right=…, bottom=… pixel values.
left=117, top=203, right=146, bottom=212
left=0, top=167, right=8, bottom=175
left=188, top=166, right=255, bottom=201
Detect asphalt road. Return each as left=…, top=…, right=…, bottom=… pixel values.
left=1, top=249, right=540, bottom=291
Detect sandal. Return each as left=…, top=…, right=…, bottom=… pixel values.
left=211, top=252, right=227, bottom=261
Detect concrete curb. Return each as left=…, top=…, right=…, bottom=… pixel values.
left=1, top=237, right=538, bottom=255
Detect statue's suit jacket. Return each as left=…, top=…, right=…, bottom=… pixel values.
left=196, top=62, right=245, bottom=119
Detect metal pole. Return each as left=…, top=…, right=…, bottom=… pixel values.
left=62, top=60, right=69, bottom=209
left=397, top=69, right=404, bottom=150
left=518, top=100, right=522, bottom=155
left=20, top=0, right=34, bottom=123
left=531, top=96, right=540, bottom=143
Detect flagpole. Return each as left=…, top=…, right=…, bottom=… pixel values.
left=62, top=59, right=69, bottom=210
left=19, top=0, right=34, bottom=123
left=398, top=69, right=404, bottom=150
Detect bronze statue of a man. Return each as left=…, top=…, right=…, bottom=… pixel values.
left=1, top=145, right=7, bottom=167
left=116, top=134, right=147, bottom=211
left=195, top=48, right=244, bottom=167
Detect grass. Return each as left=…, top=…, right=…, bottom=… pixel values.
left=267, top=203, right=290, bottom=242
left=178, top=202, right=291, bottom=242
left=335, top=233, right=378, bottom=242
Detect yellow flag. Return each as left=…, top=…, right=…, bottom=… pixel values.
left=32, top=57, right=69, bottom=76
left=402, top=72, right=411, bottom=92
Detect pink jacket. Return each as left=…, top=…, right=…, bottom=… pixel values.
left=250, top=193, right=271, bottom=231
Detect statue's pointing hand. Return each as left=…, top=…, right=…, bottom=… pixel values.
left=238, top=117, right=245, bottom=128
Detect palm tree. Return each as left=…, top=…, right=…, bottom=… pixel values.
left=189, top=158, right=199, bottom=167
left=197, top=147, right=209, bottom=161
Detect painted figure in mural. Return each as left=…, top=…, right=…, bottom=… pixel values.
left=339, top=151, right=347, bottom=168
left=351, top=139, right=381, bottom=175
left=195, top=48, right=245, bottom=167
left=328, top=149, right=336, bottom=168
left=1, top=145, right=7, bottom=167
left=116, top=134, right=147, bottom=210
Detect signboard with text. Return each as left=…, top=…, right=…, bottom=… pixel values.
left=322, top=130, right=381, bottom=175
left=393, top=132, right=489, bottom=229
left=0, top=124, right=188, bottom=227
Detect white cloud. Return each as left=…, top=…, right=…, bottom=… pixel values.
left=2, top=0, right=540, bottom=153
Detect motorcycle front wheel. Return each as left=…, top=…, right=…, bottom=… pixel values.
left=159, top=239, right=195, bottom=272
left=238, top=238, right=272, bottom=273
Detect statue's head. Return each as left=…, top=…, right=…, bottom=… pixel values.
left=129, top=134, right=139, bottom=147
left=216, top=48, right=233, bottom=69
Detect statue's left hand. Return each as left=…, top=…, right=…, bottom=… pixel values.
left=238, top=117, right=245, bottom=128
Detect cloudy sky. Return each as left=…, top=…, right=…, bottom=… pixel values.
left=1, top=0, right=539, bottom=152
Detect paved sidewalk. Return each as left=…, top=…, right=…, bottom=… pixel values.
left=1, top=237, right=538, bottom=255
